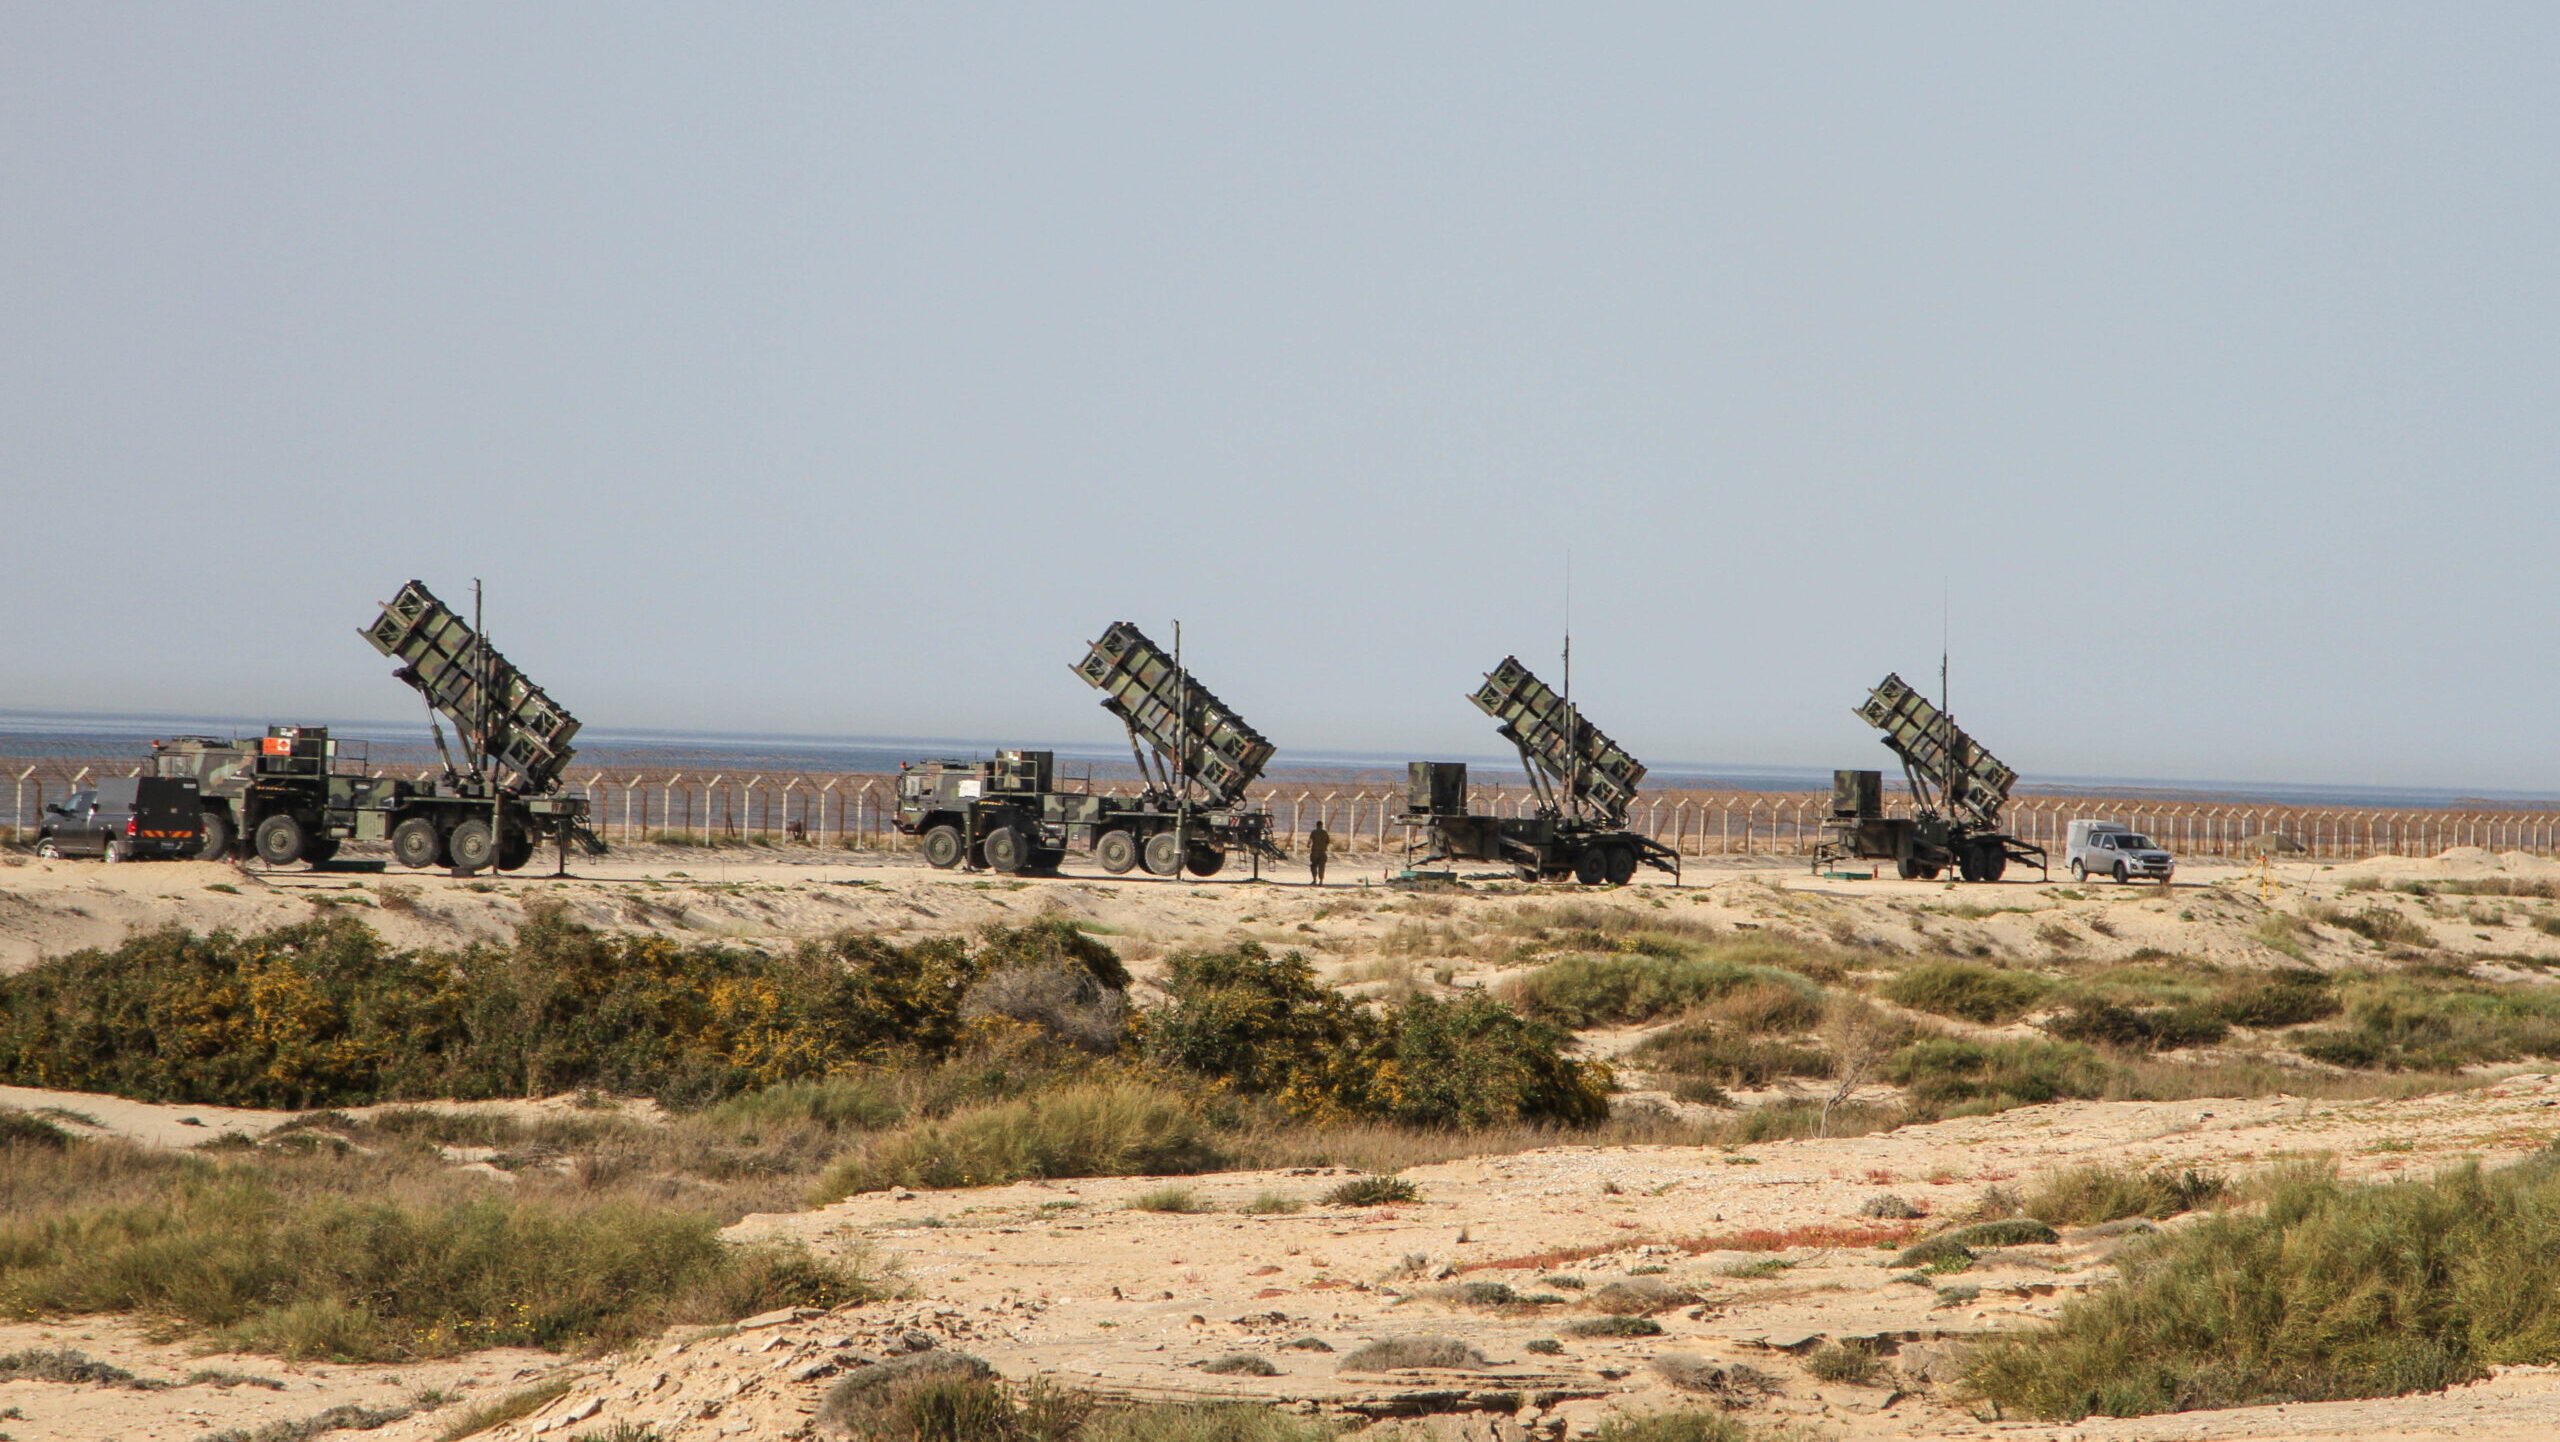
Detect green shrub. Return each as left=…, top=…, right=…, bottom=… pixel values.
left=1590, top=1413, right=1747, bottom=1442
left=1137, top=944, right=1611, bottom=1128
left=2315, top=905, right=2434, bottom=948
left=0, top=1109, right=73, bottom=1150
left=1964, top=1154, right=2560, bottom=1418
left=0, top=1162, right=868, bottom=1360
left=1130, top=1186, right=1207, bottom=1214
left=810, top=1082, right=1217, bottom=1200
left=1337, top=1336, right=1485, bottom=1370
left=1881, top=964, right=2051, bottom=1025
left=2292, top=978, right=2560, bottom=1072
left=1886, top=1038, right=2110, bottom=1113
left=1321, top=1175, right=1419, bottom=1207
left=2025, top=1164, right=2228, bottom=1226
left=1633, top=1021, right=1831, bottom=1089
left=2214, top=973, right=2340, bottom=1028
left=1803, top=1340, right=1884, bottom=1386
left=1563, top=1316, right=1661, bottom=1337
left=1240, top=1191, right=1303, bottom=1215
left=2041, top=1000, right=2228, bottom=1052
left=1196, top=1353, right=1278, bottom=1376
left=0, top=915, right=1123, bottom=1108
left=1504, top=953, right=1823, bottom=1028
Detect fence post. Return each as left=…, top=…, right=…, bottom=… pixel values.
left=11, top=766, right=30, bottom=842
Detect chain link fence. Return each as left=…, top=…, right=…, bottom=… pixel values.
left=10, top=756, right=2556, bottom=862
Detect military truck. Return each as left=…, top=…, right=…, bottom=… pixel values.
left=1398, top=655, right=1681, bottom=885
left=152, top=726, right=413, bottom=864
left=150, top=580, right=603, bottom=873
left=1815, top=672, right=2046, bottom=882
left=894, top=622, right=1285, bottom=877
left=355, top=578, right=602, bottom=873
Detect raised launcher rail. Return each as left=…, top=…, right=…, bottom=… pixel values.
left=1858, top=672, right=2013, bottom=833
left=1399, top=657, right=1678, bottom=885
left=362, top=579, right=582, bottom=795
left=1471, top=655, right=1645, bottom=826
left=1820, top=671, right=2047, bottom=882
left=1074, top=621, right=1275, bottom=809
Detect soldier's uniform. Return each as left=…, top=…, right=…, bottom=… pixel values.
left=1307, top=823, right=1330, bottom=886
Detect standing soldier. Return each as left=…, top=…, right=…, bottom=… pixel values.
left=1306, top=820, right=1330, bottom=887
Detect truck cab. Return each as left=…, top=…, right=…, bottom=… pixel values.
left=36, top=777, right=203, bottom=861
left=2066, top=819, right=2174, bottom=883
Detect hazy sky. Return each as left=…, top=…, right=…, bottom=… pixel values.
left=5, top=6, right=2555, bottom=789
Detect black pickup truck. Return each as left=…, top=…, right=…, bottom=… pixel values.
left=36, top=776, right=204, bottom=861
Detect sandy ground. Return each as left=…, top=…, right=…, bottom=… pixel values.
left=7, top=842, right=2560, bottom=982
left=8, top=844, right=2560, bottom=1439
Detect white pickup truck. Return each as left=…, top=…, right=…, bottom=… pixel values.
left=2066, top=819, right=2175, bottom=883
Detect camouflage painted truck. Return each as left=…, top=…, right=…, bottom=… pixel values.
left=154, top=581, right=604, bottom=873
left=1814, top=671, right=2046, bottom=882
left=150, top=726, right=418, bottom=865
left=1397, top=656, right=1681, bottom=885
left=894, top=621, right=1285, bottom=877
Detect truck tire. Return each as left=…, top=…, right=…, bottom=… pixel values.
left=498, top=829, right=534, bottom=872
left=1573, top=849, right=1608, bottom=885
left=254, top=813, right=309, bottom=866
left=1604, top=845, right=1638, bottom=886
left=2113, top=860, right=2129, bottom=884
left=1142, top=832, right=1183, bottom=877
left=1897, top=854, right=1926, bottom=880
left=2069, top=859, right=2086, bottom=883
left=448, top=820, right=495, bottom=874
left=102, top=836, right=126, bottom=863
left=1974, top=844, right=2007, bottom=883
left=306, top=837, right=341, bottom=865
left=983, top=824, right=1028, bottom=874
left=392, top=818, right=443, bottom=869
left=1184, top=846, right=1225, bottom=877
left=922, top=825, right=966, bottom=869
left=1096, top=830, right=1140, bottom=874
left=196, top=809, right=233, bottom=861
left=36, top=837, right=61, bottom=859
left=1030, top=848, right=1067, bottom=874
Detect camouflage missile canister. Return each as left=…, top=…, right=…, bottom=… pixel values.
left=1470, top=656, right=1646, bottom=827
left=1073, top=621, right=1275, bottom=807
left=1856, top=672, right=2016, bottom=831
left=361, top=579, right=582, bottom=794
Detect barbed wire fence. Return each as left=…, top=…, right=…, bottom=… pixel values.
left=9, top=756, right=2558, bottom=862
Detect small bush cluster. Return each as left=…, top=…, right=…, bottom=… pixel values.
left=1964, top=1151, right=2560, bottom=1418
left=2023, top=1163, right=2228, bottom=1226
left=1135, top=943, right=1611, bottom=1128
left=0, top=1141, right=871, bottom=1361
left=0, top=914, right=1127, bottom=1108
left=2292, top=975, right=2560, bottom=1072
left=1503, top=951, right=1824, bottom=1028
left=1881, top=964, right=2051, bottom=1025
left=1885, top=1038, right=2110, bottom=1113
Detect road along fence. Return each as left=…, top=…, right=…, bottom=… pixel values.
left=6, top=756, right=2557, bottom=863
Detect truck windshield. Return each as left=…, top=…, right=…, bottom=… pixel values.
left=2119, top=835, right=2153, bottom=850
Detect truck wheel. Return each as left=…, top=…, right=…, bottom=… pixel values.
left=922, top=825, right=965, bottom=869
left=498, top=829, right=534, bottom=872
left=1573, top=849, right=1608, bottom=885
left=306, top=837, right=341, bottom=865
left=2113, top=860, right=2129, bottom=884
left=1604, top=845, right=1638, bottom=885
left=2069, top=859, right=2086, bottom=883
left=448, top=820, right=495, bottom=874
left=1974, top=844, right=2008, bottom=883
left=196, top=810, right=232, bottom=861
left=392, top=818, right=443, bottom=869
left=1030, top=848, right=1067, bottom=874
left=36, top=838, right=61, bottom=859
left=983, top=825, right=1028, bottom=874
left=1184, top=846, right=1226, bottom=877
left=1142, top=833, right=1183, bottom=876
left=1897, top=854, right=1927, bottom=880
left=102, top=836, right=126, bottom=863
left=1096, top=830, right=1140, bottom=874
left=254, top=813, right=309, bottom=866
